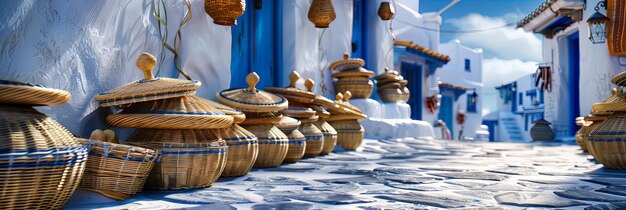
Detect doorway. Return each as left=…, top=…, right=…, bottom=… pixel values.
left=401, top=61, right=422, bottom=120
left=567, top=32, right=580, bottom=136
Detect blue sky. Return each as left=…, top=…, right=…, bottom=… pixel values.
left=418, top=0, right=546, bottom=114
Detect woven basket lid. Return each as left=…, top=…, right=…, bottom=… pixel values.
left=374, top=68, right=400, bottom=81
left=309, top=104, right=331, bottom=119
left=279, top=105, right=317, bottom=119
left=191, top=96, right=246, bottom=124
left=589, top=112, right=626, bottom=138
left=326, top=113, right=366, bottom=121
left=0, top=106, right=81, bottom=152
left=332, top=67, right=375, bottom=78
left=95, top=53, right=200, bottom=107
left=240, top=112, right=283, bottom=125
left=300, top=114, right=320, bottom=123
left=611, top=71, right=626, bottom=86
left=377, top=82, right=404, bottom=91
left=79, top=138, right=157, bottom=161
left=266, top=72, right=316, bottom=104
left=0, top=80, right=71, bottom=106
left=217, top=72, right=288, bottom=113
left=330, top=53, right=365, bottom=72
left=274, top=116, right=301, bottom=130
left=591, top=88, right=626, bottom=115
left=584, top=114, right=608, bottom=122
left=107, top=96, right=234, bottom=129
left=128, top=129, right=224, bottom=146
left=334, top=92, right=367, bottom=118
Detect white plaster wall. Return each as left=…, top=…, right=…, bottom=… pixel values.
left=282, top=0, right=353, bottom=99
left=365, top=0, right=394, bottom=75
left=0, top=0, right=232, bottom=138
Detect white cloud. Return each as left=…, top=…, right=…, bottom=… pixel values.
left=481, top=58, right=538, bottom=115
left=447, top=13, right=542, bottom=61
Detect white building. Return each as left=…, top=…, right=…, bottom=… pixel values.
left=517, top=0, right=626, bottom=140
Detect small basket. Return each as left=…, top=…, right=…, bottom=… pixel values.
left=242, top=124, right=289, bottom=168
left=335, top=81, right=373, bottom=99
left=79, top=139, right=158, bottom=200
left=378, top=88, right=405, bottom=102
left=300, top=122, right=324, bottom=158
left=204, top=0, right=246, bottom=26
left=315, top=120, right=337, bottom=155
left=575, top=126, right=589, bottom=152
left=283, top=129, right=306, bottom=163
left=588, top=112, right=626, bottom=169
left=214, top=124, right=259, bottom=177
left=328, top=120, right=364, bottom=150
left=128, top=129, right=228, bottom=189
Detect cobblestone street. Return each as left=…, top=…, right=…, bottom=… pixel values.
left=66, top=138, right=626, bottom=209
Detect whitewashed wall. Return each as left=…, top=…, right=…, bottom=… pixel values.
left=282, top=0, right=353, bottom=99
left=0, top=0, right=232, bottom=137
left=365, top=0, right=394, bottom=76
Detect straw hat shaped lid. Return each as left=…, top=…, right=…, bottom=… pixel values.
left=374, top=68, right=400, bottom=81
left=591, top=88, right=626, bottom=115
left=274, top=116, right=301, bottom=131
left=279, top=105, right=317, bottom=119
left=95, top=53, right=200, bottom=107
left=191, top=96, right=246, bottom=124
left=309, top=104, right=331, bottom=119
left=335, top=91, right=366, bottom=118
left=302, top=79, right=343, bottom=113
left=129, top=129, right=224, bottom=147
left=326, top=113, right=366, bottom=121
left=589, top=112, right=626, bottom=138
left=332, top=67, right=375, bottom=78
left=0, top=80, right=71, bottom=106
left=266, top=72, right=316, bottom=103
left=300, top=114, right=320, bottom=123
left=240, top=112, right=283, bottom=125
left=107, top=96, right=234, bottom=129
left=217, top=72, right=288, bottom=113
left=585, top=114, right=608, bottom=122
left=330, top=53, right=365, bottom=72
left=0, top=106, right=81, bottom=152
left=611, top=71, right=626, bottom=86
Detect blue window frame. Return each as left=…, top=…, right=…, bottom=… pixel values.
left=464, top=59, right=471, bottom=71
left=518, top=92, right=523, bottom=105
left=467, top=94, right=477, bottom=113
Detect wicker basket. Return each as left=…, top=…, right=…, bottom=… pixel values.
left=0, top=80, right=71, bottom=106
left=588, top=112, right=626, bottom=169
left=315, top=120, right=337, bottom=155
left=0, top=106, right=87, bottom=209
left=307, top=0, right=336, bottom=28
left=128, top=129, right=227, bottom=189
left=214, top=124, right=258, bottom=177
left=242, top=124, right=289, bottom=168
left=79, top=139, right=158, bottom=200
left=335, top=79, right=373, bottom=99
left=379, top=88, right=404, bottom=102
left=328, top=120, right=364, bottom=150
left=204, top=0, right=246, bottom=26
left=282, top=129, right=306, bottom=163
left=300, top=122, right=324, bottom=158
left=575, top=126, right=589, bottom=152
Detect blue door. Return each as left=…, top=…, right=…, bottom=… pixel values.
left=568, top=32, right=580, bottom=136
left=439, top=94, right=454, bottom=139
left=231, top=0, right=283, bottom=89
left=401, top=61, right=422, bottom=120
left=351, top=0, right=366, bottom=59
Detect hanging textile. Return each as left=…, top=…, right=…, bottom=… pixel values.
left=607, top=0, right=626, bottom=55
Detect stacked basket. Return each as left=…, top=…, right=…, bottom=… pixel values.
left=274, top=116, right=306, bottom=163
left=587, top=72, right=626, bottom=169
left=326, top=92, right=368, bottom=150
left=217, top=72, right=289, bottom=168
left=0, top=80, right=87, bottom=209
left=330, top=53, right=375, bottom=99
left=96, top=53, right=234, bottom=189
left=375, top=68, right=409, bottom=103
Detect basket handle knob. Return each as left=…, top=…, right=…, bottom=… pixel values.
left=343, top=53, right=349, bottom=60
left=137, top=52, right=157, bottom=80
left=103, top=129, right=117, bottom=143
left=247, top=72, right=260, bottom=92
left=335, top=92, right=343, bottom=101
left=384, top=68, right=389, bottom=73
left=90, top=129, right=104, bottom=141
left=612, top=88, right=618, bottom=95
left=305, top=79, right=314, bottom=92
left=288, top=71, right=300, bottom=88
left=344, top=91, right=352, bottom=101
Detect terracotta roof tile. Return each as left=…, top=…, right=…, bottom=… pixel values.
left=438, top=83, right=467, bottom=91
left=517, top=0, right=558, bottom=28
left=393, top=39, right=451, bottom=63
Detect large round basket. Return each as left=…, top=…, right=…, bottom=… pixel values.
left=379, top=88, right=405, bottom=103
left=315, top=120, right=337, bottom=155
left=214, top=124, right=259, bottom=177
left=79, top=139, right=158, bottom=200
left=300, top=122, right=324, bottom=158
left=282, top=129, right=306, bottom=163
left=128, top=129, right=228, bottom=189
left=0, top=106, right=87, bottom=209
left=241, top=124, right=289, bottom=168
left=588, top=112, right=626, bottom=169
left=328, top=120, right=364, bottom=150
left=335, top=79, right=373, bottom=99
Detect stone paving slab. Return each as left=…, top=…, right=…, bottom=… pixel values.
left=65, top=138, right=626, bottom=209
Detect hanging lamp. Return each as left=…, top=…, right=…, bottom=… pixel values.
left=204, top=0, right=246, bottom=26
left=308, top=0, right=336, bottom=28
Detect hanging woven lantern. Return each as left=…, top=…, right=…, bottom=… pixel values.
left=204, top=0, right=246, bottom=26
left=378, top=2, right=395, bottom=21
left=308, top=0, right=336, bottom=28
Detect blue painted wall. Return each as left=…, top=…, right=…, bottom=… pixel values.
left=567, top=31, right=580, bottom=136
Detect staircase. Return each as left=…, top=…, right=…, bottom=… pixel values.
left=501, top=117, right=525, bottom=142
